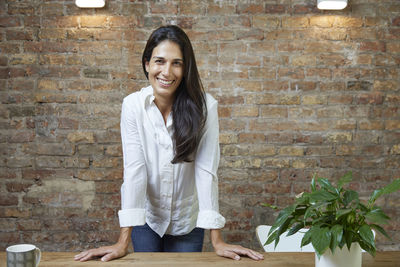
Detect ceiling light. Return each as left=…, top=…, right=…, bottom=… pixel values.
left=317, top=0, right=347, bottom=10
left=75, top=0, right=105, bottom=8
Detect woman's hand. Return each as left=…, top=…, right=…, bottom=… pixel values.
left=74, top=243, right=128, bottom=262
left=74, top=227, right=132, bottom=262
left=211, top=229, right=264, bottom=261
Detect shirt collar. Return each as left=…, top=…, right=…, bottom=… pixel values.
left=143, top=85, right=174, bottom=130
left=143, top=85, right=155, bottom=108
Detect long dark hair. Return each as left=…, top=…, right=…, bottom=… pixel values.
left=142, top=25, right=207, bottom=164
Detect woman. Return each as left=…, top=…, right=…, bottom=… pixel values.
left=74, top=25, right=263, bottom=262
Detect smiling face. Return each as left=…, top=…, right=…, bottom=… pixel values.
left=145, top=40, right=184, bottom=103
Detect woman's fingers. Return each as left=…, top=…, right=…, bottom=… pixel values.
left=74, top=245, right=127, bottom=262
left=101, top=249, right=123, bottom=262
left=215, top=243, right=264, bottom=261
left=74, top=247, right=110, bottom=262
left=219, top=249, right=241, bottom=260
left=232, top=246, right=264, bottom=260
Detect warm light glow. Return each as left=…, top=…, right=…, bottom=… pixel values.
left=317, top=0, right=347, bottom=10
left=75, top=0, right=105, bottom=8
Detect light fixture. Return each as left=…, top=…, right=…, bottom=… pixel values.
left=317, top=0, right=347, bottom=10
left=75, top=0, right=105, bottom=8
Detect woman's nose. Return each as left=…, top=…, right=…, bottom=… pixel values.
left=161, top=63, right=172, bottom=76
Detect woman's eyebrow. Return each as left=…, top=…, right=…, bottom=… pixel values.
left=152, top=56, right=183, bottom=61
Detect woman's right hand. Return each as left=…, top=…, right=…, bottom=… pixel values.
left=74, top=227, right=133, bottom=262
left=74, top=243, right=128, bottom=262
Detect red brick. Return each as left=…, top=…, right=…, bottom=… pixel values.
left=237, top=4, right=264, bottom=14
left=392, top=16, right=400, bottom=26
left=293, top=5, right=320, bottom=14
left=150, top=2, right=178, bottom=14
left=235, top=29, right=264, bottom=40
left=4, top=207, right=30, bottom=218
left=278, top=68, right=305, bottom=79
left=42, top=16, right=79, bottom=28
left=208, top=4, right=235, bottom=15
left=220, top=119, right=245, bottom=132
left=7, top=3, right=35, bottom=15
left=318, top=54, right=348, bottom=66
left=80, top=16, right=109, bottom=28
left=0, top=232, right=20, bottom=244
left=355, top=93, right=384, bottom=105
left=180, top=1, right=206, bottom=15
left=6, top=182, right=34, bottom=193
left=360, top=41, right=386, bottom=52
left=238, top=133, right=265, bottom=143
left=9, top=131, right=35, bottom=143
left=265, top=4, right=287, bottom=14
left=218, top=107, right=231, bottom=118
left=0, top=16, right=21, bottom=27
left=215, top=95, right=244, bottom=105
left=17, top=219, right=42, bottom=231
left=6, top=29, right=35, bottom=41
left=0, top=195, right=19, bottom=206
left=237, top=184, right=263, bottom=195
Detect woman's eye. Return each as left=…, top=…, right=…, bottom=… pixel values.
left=155, top=59, right=163, bottom=64
left=174, top=61, right=183, bottom=66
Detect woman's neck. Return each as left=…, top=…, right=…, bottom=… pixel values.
left=154, top=96, right=173, bottom=125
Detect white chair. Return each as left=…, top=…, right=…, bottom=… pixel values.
left=256, top=225, right=314, bottom=252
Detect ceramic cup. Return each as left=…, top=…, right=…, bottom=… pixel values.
left=6, top=244, right=41, bottom=267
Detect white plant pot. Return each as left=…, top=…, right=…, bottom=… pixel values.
left=315, top=243, right=362, bottom=267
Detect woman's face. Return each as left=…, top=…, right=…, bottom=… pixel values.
left=145, top=40, right=184, bottom=102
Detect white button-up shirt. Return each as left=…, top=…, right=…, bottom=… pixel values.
left=118, top=85, right=225, bottom=237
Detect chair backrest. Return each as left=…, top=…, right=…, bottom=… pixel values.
left=256, top=225, right=315, bottom=252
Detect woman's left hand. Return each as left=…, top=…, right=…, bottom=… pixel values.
left=213, top=241, right=264, bottom=261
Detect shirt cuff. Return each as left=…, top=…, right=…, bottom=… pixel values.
left=118, top=208, right=146, bottom=227
left=196, top=210, right=226, bottom=229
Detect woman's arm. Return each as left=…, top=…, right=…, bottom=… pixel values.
left=74, top=227, right=132, bottom=262
left=211, top=229, right=264, bottom=261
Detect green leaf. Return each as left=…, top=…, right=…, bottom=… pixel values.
left=343, top=190, right=359, bottom=206
left=276, top=215, right=293, bottom=238
left=269, top=205, right=295, bottom=235
left=368, top=179, right=400, bottom=205
left=310, top=190, right=338, bottom=202
left=358, top=202, right=369, bottom=212
left=265, top=230, right=278, bottom=246
left=274, top=235, right=280, bottom=249
left=344, top=230, right=354, bottom=250
left=301, top=228, right=313, bottom=247
left=370, top=224, right=391, bottom=240
left=335, top=208, right=352, bottom=220
left=311, top=174, right=316, bottom=192
left=261, top=203, right=278, bottom=209
left=304, top=206, right=314, bottom=222
left=337, top=172, right=352, bottom=190
left=359, top=240, right=376, bottom=257
left=329, top=225, right=343, bottom=253
left=318, top=178, right=337, bottom=194
left=311, top=226, right=331, bottom=256
left=287, top=223, right=304, bottom=236
left=365, top=209, right=390, bottom=224
left=359, top=224, right=375, bottom=248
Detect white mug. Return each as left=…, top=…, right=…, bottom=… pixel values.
left=6, top=244, right=41, bottom=267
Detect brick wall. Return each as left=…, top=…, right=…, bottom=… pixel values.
left=1, top=0, right=399, bottom=252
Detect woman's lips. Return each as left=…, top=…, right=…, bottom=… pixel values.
left=157, top=78, right=174, bottom=87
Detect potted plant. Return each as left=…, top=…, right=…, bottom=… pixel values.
left=264, top=172, right=400, bottom=267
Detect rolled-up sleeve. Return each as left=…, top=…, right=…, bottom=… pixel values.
left=118, top=98, right=147, bottom=227
left=195, top=97, right=226, bottom=229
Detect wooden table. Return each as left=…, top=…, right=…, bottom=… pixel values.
left=1, top=251, right=400, bottom=266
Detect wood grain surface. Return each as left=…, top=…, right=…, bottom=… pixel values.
left=2, top=251, right=400, bottom=267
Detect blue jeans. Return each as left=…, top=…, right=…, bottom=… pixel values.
left=131, top=224, right=204, bottom=252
